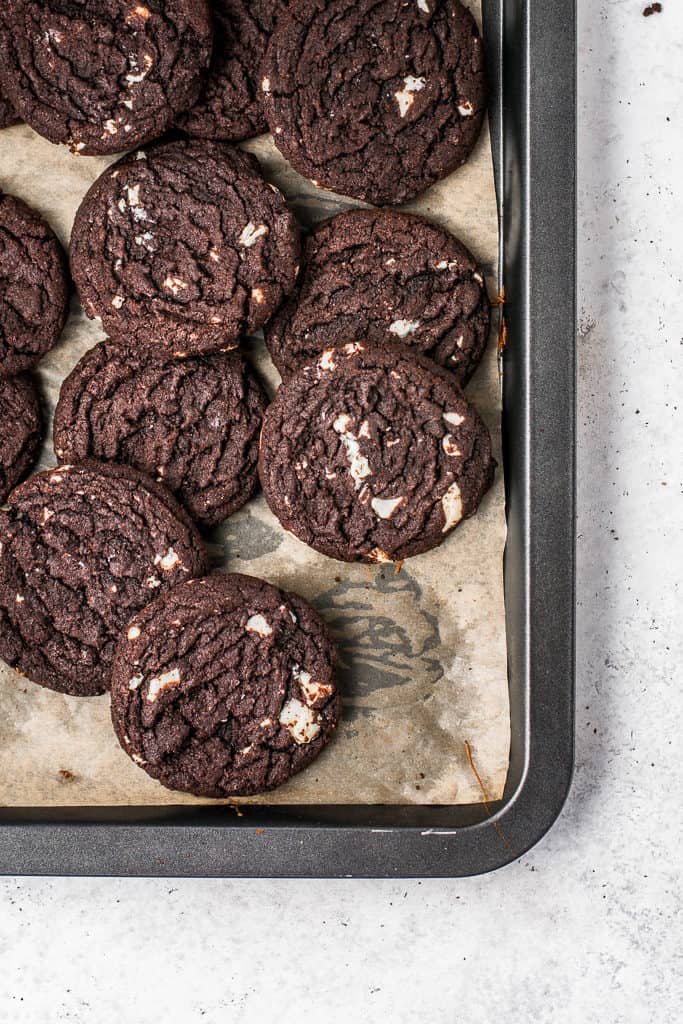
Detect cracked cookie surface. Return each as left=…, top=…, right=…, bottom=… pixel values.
left=0, top=461, right=209, bottom=696
left=54, top=344, right=268, bottom=529
left=0, top=375, right=43, bottom=503
left=111, top=573, right=340, bottom=797
left=260, top=0, right=486, bottom=204
left=70, top=139, right=301, bottom=356
left=265, top=209, right=491, bottom=385
left=259, top=343, right=495, bottom=563
left=179, top=0, right=285, bottom=142
left=0, top=191, right=68, bottom=377
left=0, top=0, right=213, bottom=155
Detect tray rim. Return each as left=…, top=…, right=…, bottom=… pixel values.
left=0, top=0, right=576, bottom=878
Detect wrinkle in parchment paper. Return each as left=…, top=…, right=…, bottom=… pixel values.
left=0, top=0, right=509, bottom=806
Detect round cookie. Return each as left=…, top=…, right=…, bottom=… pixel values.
left=259, top=343, right=495, bottom=563
left=179, top=0, right=284, bottom=142
left=0, top=0, right=213, bottom=156
left=265, top=209, right=491, bottom=385
left=111, top=573, right=340, bottom=797
left=54, top=343, right=268, bottom=529
left=0, top=461, right=209, bottom=696
left=70, top=139, right=301, bottom=356
left=260, top=0, right=487, bottom=205
left=0, top=191, right=69, bottom=377
left=0, top=375, right=42, bottom=503
left=0, top=86, right=19, bottom=129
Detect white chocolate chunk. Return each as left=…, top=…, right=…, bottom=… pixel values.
left=395, top=76, right=426, bottom=118
left=251, top=287, right=265, bottom=304
left=102, top=119, right=118, bottom=136
left=112, top=295, right=125, bottom=309
left=319, top=349, right=337, bottom=371
left=333, top=414, right=372, bottom=488
left=127, top=625, right=141, bottom=641
left=371, top=496, right=405, bottom=520
left=367, top=548, right=393, bottom=564
left=162, top=276, right=187, bottom=296
left=261, top=77, right=271, bottom=93
left=292, top=665, right=334, bottom=707
left=147, top=668, right=181, bottom=702
left=154, top=548, right=181, bottom=571
left=417, top=0, right=430, bottom=10
left=128, top=675, right=143, bottom=691
left=126, top=184, right=140, bottom=207
left=443, top=411, right=465, bottom=427
left=144, top=575, right=161, bottom=589
left=441, top=482, right=463, bottom=532
left=343, top=342, right=364, bottom=355
left=246, top=614, right=273, bottom=637
left=238, top=222, right=269, bottom=247
left=458, top=101, right=475, bottom=118
left=389, top=318, right=420, bottom=338
left=279, top=699, right=321, bottom=745
left=442, top=435, right=462, bottom=457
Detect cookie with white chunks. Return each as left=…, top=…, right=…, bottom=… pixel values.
left=259, top=343, right=495, bottom=563
left=265, top=209, right=491, bottom=386
left=111, top=574, right=341, bottom=798
left=179, top=0, right=285, bottom=142
left=0, top=0, right=212, bottom=156
left=0, top=191, right=68, bottom=377
left=54, top=344, right=268, bottom=529
left=70, top=140, right=301, bottom=357
left=260, top=0, right=486, bottom=205
left=0, top=461, right=209, bottom=697
left=0, top=375, right=42, bottom=503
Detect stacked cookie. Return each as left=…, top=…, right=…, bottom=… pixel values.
left=0, top=0, right=495, bottom=799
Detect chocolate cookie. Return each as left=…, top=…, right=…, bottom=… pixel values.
left=260, top=0, right=487, bottom=204
left=0, top=0, right=213, bottom=155
left=111, top=573, right=340, bottom=797
left=70, top=140, right=301, bottom=356
left=179, top=0, right=284, bottom=142
left=0, top=85, right=19, bottom=129
left=54, top=343, right=268, bottom=529
left=265, top=209, right=491, bottom=385
left=0, top=191, right=69, bottom=377
left=0, top=375, right=42, bottom=503
left=0, top=461, right=208, bottom=696
left=259, top=343, right=494, bottom=563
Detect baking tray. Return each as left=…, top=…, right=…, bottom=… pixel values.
left=0, top=0, right=575, bottom=878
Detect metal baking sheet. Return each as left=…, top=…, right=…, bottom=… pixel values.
left=0, top=0, right=575, bottom=876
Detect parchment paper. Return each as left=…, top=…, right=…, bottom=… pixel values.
left=0, top=0, right=509, bottom=806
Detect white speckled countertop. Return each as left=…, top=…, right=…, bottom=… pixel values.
left=1, top=2, right=681, bottom=1021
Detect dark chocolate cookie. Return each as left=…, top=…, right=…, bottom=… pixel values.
left=265, top=209, right=490, bottom=385
left=0, top=191, right=69, bottom=377
left=259, top=343, right=494, bottom=563
left=0, top=85, right=19, bottom=129
left=54, top=343, right=268, bottom=529
left=260, top=0, right=487, bottom=205
left=0, top=375, right=42, bottom=503
left=70, top=139, right=301, bottom=356
left=0, top=0, right=213, bottom=155
left=179, top=0, right=284, bottom=142
left=0, top=461, right=208, bottom=696
left=111, top=573, right=340, bottom=797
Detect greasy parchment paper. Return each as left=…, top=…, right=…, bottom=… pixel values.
left=0, top=0, right=509, bottom=807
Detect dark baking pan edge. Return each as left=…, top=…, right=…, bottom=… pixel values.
left=0, top=0, right=576, bottom=878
